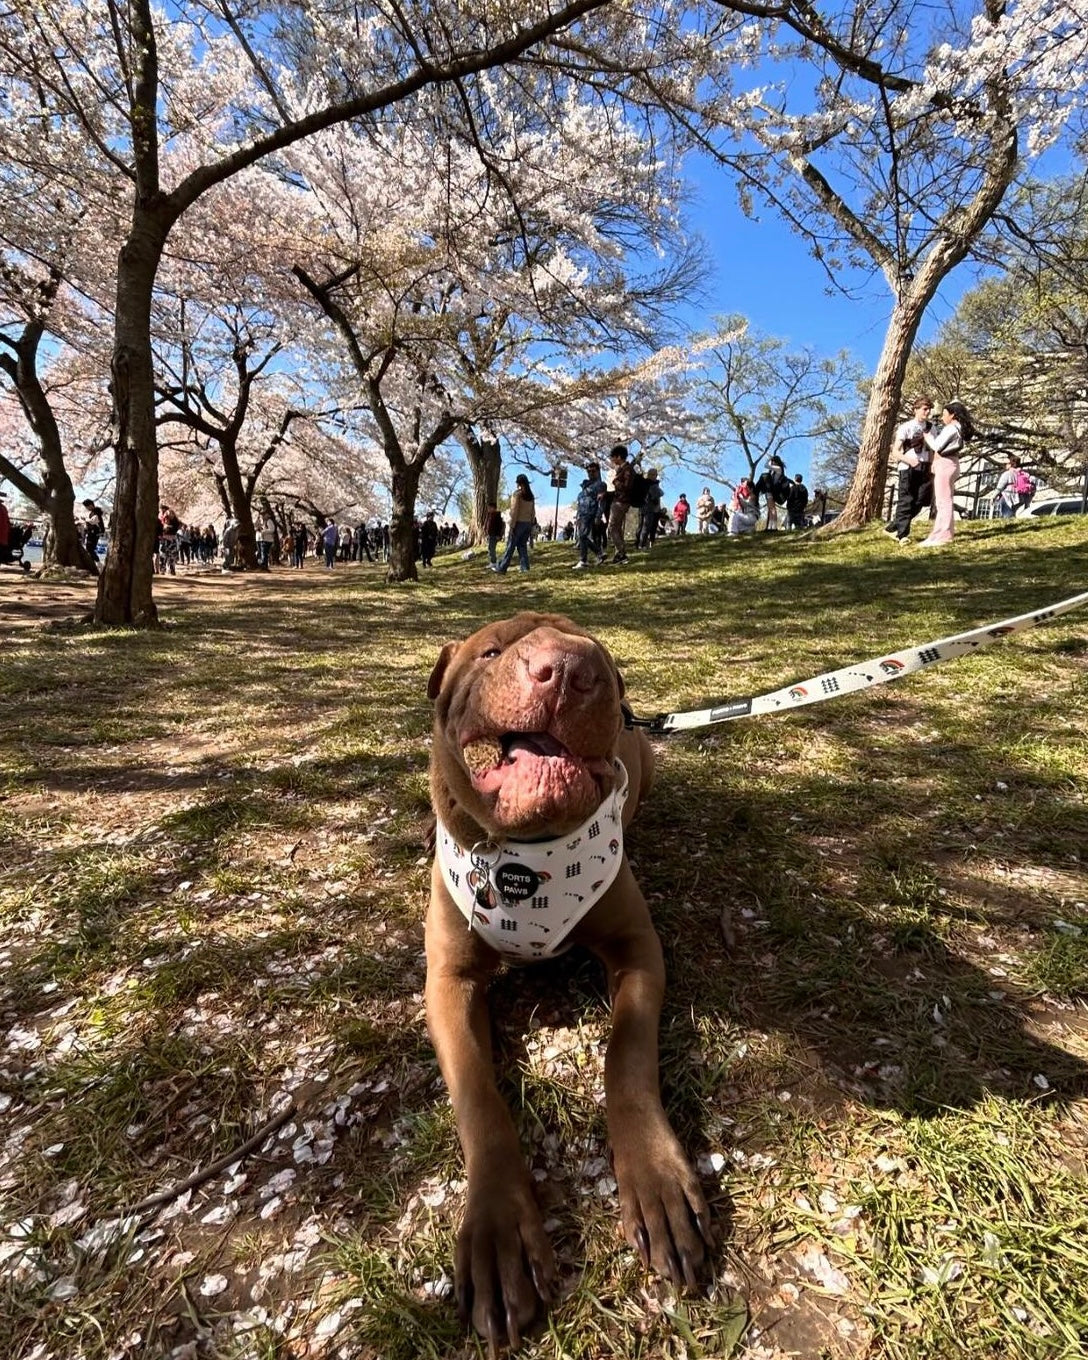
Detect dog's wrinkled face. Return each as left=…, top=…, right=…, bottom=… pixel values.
left=428, top=612, right=625, bottom=840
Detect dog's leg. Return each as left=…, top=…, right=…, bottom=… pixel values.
left=585, top=872, right=711, bottom=1288
left=425, top=883, right=556, bottom=1353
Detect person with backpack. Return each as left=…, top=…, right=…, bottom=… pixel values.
left=754, top=456, right=790, bottom=530
left=81, top=498, right=106, bottom=558
left=991, top=456, right=1035, bottom=518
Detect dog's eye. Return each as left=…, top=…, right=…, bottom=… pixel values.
left=479, top=646, right=502, bottom=660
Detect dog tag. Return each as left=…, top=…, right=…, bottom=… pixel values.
left=468, top=844, right=500, bottom=928
left=494, top=863, right=542, bottom=903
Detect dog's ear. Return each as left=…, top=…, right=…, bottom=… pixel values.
left=615, top=667, right=626, bottom=699
left=427, top=642, right=460, bottom=701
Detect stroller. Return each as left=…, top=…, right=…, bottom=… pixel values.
left=0, top=522, right=33, bottom=572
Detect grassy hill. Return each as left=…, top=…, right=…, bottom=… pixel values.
left=1, top=515, right=1086, bottom=1359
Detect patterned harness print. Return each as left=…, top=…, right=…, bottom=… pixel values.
left=435, top=760, right=630, bottom=961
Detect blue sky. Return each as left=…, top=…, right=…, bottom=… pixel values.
left=532, top=152, right=981, bottom=521
left=684, top=150, right=970, bottom=376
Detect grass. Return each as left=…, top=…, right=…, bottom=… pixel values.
left=1, top=513, right=1086, bottom=1359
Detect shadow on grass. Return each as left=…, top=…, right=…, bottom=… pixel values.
left=2, top=517, right=1086, bottom=1357
left=632, top=718, right=1088, bottom=1123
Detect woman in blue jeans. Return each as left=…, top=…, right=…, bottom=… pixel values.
left=493, top=475, right=535, bottom=573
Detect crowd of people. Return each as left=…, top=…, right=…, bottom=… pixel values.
left=17, top=401, right=1035, bottom=584
left=478, top=444, right=824, bottom=578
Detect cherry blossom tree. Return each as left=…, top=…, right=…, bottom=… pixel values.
left=0, top=0, right=615, bottom=623
left=694, top=0, right=1088, bottom=527
left=0, top=262, right=115, bottom=569
left=284, top=69, right=701, bottom=577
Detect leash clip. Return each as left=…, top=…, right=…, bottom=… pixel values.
left=622, top=706, right=669, bottom=735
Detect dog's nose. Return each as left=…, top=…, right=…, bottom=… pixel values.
left=525, top=644, right=600, bottom=694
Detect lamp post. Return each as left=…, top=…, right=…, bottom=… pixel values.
left=550, top=466, right=567, bottom=540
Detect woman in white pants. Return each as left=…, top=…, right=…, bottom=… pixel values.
left=921, top=401, right=975, bottom=547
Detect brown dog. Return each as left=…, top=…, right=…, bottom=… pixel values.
left=425, top=611, right=710, bottom=1351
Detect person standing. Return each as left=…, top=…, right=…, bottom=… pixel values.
left=81, top=498, right=105, bottom=557
left=636, top=468, right=664, bottom=550
left=886, top=396, right=934, bottom=542
left=258, top=512, right=276, bottom=569
left=673, top=492, right=690, bottom=534
left=420, top=511, right=439, bottom=567
left=494, top=474, right=535, bottom=573
left=158, top=504, right=180, bottom=574
left=572, top=462, right=607, bottom=569
left=695, top=487, right=716, bottom=534
left=920, top=401, right=975, bottom=547
left=321, top=518, right=338, bottom=568
left=785, top=474, right=809, bottom=529
left=221, top=516, right=239, bottom=570
left=484, top=502, right=504, bottom=566
left=991, top=455, right=1035, bottom=519
left=292, top=522, right=308, bottom=567
left=606, top=444, right=633, bottom=563
left=756, top=456, right=790, bottom=530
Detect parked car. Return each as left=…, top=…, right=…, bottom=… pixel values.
left=1017, top=496, right=1088, bottom=518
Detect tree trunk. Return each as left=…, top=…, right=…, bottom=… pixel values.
left=456, top=425, right=501, bottom=544
left=387, top=465, right=422, bottom=582
left=834, top=301, right=930, bottom=530
left=220, top=437, right=258, bottom=568
left=0, top=323, right=98, bottom=573
left=96, top=213, right=168, bottom=625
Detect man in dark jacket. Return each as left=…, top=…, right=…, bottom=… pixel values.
left=606, top=444, right=634, bottom=564
left=420, top=511, right=439, bottom=567
left=785, top=474, right=809, bottom=530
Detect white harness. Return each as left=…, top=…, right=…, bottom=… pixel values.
left=435, top=760, right=629, bottom=961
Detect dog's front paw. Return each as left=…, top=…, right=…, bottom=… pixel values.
left=614, top=1132, right=712, bottom=1289
left=455, top=1177, right=556, bottom=1355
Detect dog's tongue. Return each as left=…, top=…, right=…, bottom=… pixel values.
left=505, top=732, right=567, bottom=760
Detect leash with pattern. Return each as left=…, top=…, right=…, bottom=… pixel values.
left=625, top=588, right=1088, bottom=735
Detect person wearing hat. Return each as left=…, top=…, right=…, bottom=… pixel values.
left=572, top=461, right=607, bottom=569
left=635, top=468, right=664, bottom=550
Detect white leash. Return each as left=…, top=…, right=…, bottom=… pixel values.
left=625, top=588, right=1088, bottom=735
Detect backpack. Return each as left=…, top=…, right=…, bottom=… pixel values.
left=1012, top=468, right=1034, bottom=498
left=628, top=471, right=648, bottom=509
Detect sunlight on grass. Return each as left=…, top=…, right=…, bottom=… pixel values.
left=0, top=516, right=1085, bottom=1358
